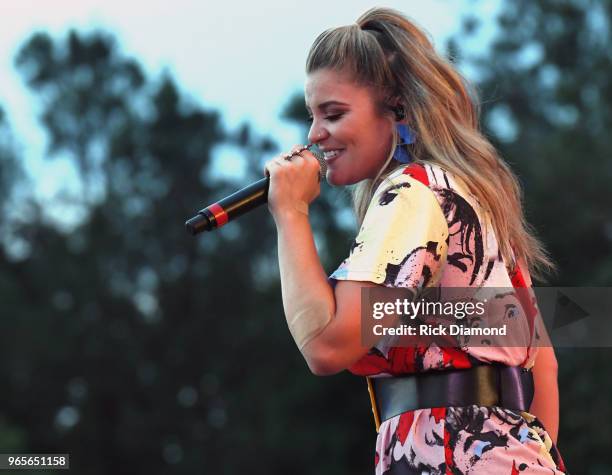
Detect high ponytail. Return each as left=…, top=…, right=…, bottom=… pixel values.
left=306, top=7, right=554, bottom=281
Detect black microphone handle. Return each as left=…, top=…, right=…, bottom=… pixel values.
left=185, top=150, right=326, bottom=235
left=185, top=177, right=269, bottom=235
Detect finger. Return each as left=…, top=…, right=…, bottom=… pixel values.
left=284, top=145, right=309, bottom=162
left=292, top=152, right=319, bottom=175
left=294, top=150, right=321, bottom=173
left=301, top=152, right=319, bottom=168
left=275, top=156, right=291, bottom=167
left=285, top=153, right=305, bottom=165
left=286, top=154, right=319, bottom=182
left=269, top=157, right=293, bottom=176
left=299, top=149, right=318, bottom=162
left=264, top=158, right=284, bottom=176
left=295, top=149, right=311, bottom=159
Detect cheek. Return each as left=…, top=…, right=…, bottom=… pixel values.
left=332, top=118, right=393, bottom=182
left=362, top=130, right=393, bottom=168
left=330, top=122, right=351, bottom=142
left=355, top=117, right=391, bottom=150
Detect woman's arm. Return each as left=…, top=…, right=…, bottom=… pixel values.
left=529, top=345, right=559, bottom=444
left=275, top=209, right=374, bottom=375
left=515, top=259, right=560, bottom=444
left=267, top=151, right=449, bottom=375
left=266, top=150, right=372, bottom=375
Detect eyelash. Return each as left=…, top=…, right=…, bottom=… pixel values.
left=307, top=114, right=344, bottom=123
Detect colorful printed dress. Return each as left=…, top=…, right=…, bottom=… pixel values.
left=329, top=163, right=568, bottom=474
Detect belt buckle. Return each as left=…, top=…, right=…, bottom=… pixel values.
left=366, top=377, right=381, bottom=432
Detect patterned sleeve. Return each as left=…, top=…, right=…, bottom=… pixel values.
left=330, top=171, right=449, bottom=289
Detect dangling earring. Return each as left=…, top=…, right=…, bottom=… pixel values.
left=391, top=105, right=416, bottom=164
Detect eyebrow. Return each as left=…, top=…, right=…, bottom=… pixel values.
left=305, top=100, right=349, bottom=113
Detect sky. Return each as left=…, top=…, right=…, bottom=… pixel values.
left=0, top=0, right=501, bottom=202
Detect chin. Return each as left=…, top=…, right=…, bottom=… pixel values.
left=325, top=168, right=361, bottom=187
left=325, top=172, right=349, bottom=187
left=325, top=169, right=368, bottom=186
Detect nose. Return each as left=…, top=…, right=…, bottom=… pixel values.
left=307, top=120, right=329, bottom=144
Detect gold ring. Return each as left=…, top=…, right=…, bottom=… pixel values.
left=283, top=145, right=309, bottom=161
left=283, top=151, right=303, bottom=161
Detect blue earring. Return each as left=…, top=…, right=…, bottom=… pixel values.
left=393, top=123, right=416, bottom=164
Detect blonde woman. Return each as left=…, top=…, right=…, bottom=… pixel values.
left=264, top=7, right=567, bottom=474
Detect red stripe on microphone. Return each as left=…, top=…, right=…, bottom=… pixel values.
left=208, top=203, right=228, bottom=227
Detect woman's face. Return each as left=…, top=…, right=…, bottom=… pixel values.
left=305, top=68, right=394, bottom=186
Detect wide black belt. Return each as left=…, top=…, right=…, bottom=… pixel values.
left=367, top=364, right=534, bottom=431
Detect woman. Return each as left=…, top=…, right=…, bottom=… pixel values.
left=265, top=7, right=567, bottom=474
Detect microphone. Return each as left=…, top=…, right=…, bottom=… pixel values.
left=185, top=148, right=327, bottom=235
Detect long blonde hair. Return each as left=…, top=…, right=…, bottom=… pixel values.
left=305, top=7, right=554, bottom=281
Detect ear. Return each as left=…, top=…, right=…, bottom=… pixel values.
left=384, top=94, right=405, bottom=122
left=392, top=104, right=406, bottom=122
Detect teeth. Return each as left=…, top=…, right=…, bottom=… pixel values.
left=324, top=149, right=342, bottom=159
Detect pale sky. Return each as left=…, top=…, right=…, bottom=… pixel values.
left=0, top=0, right=501, bottom=202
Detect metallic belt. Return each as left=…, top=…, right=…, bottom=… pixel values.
left=367, top=364, right=534, bottom=431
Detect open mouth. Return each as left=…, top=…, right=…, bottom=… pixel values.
left=323, top=149, right=345, bottom=164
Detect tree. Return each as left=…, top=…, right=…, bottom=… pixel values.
left=1, top=29, right=367, bottom=475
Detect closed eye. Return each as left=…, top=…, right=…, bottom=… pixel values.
left=306, top=113, right=344, bottom=123
left=326, top=114, right=343, bottom=122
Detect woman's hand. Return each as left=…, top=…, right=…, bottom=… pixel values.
left=264, top=145, right=322, bottom=221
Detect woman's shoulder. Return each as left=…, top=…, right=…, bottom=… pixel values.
left=364, top=164, right=451, bottom=234
left=396, top=162, right=482, bottom=210
left=373, top=162, right=432, bottom=196
left=375, top=162, right=472, bottom=201
left=368, top=162, right=485, bottom=228
left=370, top=163, right=438, bottom=208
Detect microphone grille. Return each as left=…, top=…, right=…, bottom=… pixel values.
left=311, top=149, right=328, bottom=182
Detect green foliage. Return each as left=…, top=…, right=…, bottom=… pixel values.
left=0, top=0, right=610, bottom=472
left=0, top=108, right=24, bottom=214
left=2, top=28, right=359, bottom=475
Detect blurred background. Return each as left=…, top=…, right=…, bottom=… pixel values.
left=0, top=0, right=610, bottom=473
